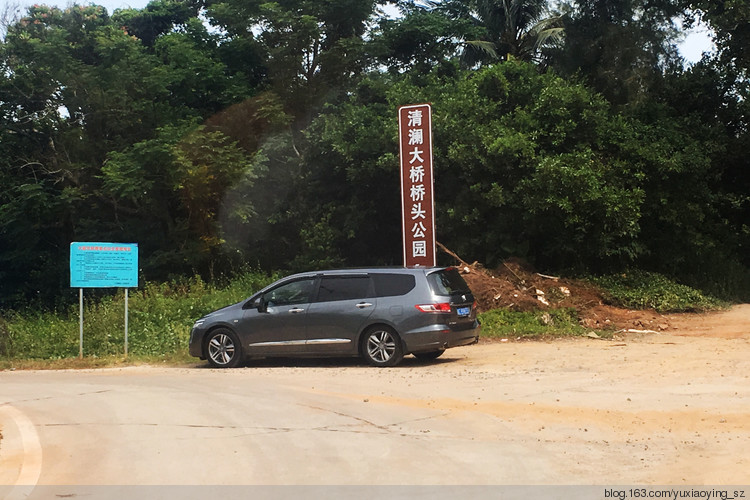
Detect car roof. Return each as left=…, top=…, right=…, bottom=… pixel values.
left=285, top=266, right=451, bottom=280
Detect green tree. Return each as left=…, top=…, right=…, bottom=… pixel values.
left=643, top=56, right=750, bottom=295
left=2, top=0, right=748, bottom=308
left=432, top=62, right=649, bottom=269
left=296, top=73, right=404, bottom=267
left=153, top=18, right=255, bottom=117
left=368, top=1, right=477, bottom=73
left=0, top=3, right=262, bottom=305
left=438, top=0, right=564, bottom=65
left=101, top=124, right=256, bottom=276
left=204, top=0, right=382, bottom=124
left=553, top=0, right=682, bottom=106
left=111, top=0, right=200, bottom=47
left=294, top=62, right=648, bottom=271
left=296, top=60, right=733, bottom=282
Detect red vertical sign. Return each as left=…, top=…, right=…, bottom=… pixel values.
left=399, top=104, right=436, bottom=267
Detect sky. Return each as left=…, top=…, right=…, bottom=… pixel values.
left=679, top=24, right=715, bottom=63
left=17, top=0, right=716, bottom=64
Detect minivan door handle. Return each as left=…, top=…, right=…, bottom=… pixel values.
left=289, top=308, right=305, bottom=313
left=356, top=302, right=373, bottom=309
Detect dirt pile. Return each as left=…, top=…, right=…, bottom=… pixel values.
left=441, top=245, right=672, bottom=332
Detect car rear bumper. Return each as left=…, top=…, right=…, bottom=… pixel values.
left=403, top=320, right=480, bottom=353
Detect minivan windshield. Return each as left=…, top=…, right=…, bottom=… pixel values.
left=427, top=268, right=470, bottom=296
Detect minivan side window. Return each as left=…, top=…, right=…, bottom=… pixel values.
left=372, top=274, right=416, bottom=297
left=316, top=276, right=371, bottom=302
left=264, top=278, right=316, bottom=306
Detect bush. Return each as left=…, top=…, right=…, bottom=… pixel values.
left=592, top=270, right=725, bottom=313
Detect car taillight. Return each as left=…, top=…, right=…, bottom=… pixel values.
left=415, top=303, right=452, bottom=313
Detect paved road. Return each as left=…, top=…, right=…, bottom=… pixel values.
left=1, top=353, right=546, bottom=498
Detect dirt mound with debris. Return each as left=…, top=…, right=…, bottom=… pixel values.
left=446, top=250, right=671, bottom=332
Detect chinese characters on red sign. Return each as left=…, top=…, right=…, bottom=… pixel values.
left=399, top=104, right=436, bottom=267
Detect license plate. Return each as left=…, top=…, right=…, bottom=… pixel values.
left=457, top=306, right=471, bottom=317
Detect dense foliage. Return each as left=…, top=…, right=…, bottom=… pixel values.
left=1, top=0, right=748, bottom=310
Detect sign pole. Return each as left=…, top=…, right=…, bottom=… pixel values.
left=124, top=288, right=129, bottom=357
left=79, top=288, right=84, bottom=359
left=70, top=242, right=139, bottom=360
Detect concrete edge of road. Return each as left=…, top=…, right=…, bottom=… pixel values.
left=0, top=404, right=42, bottom=499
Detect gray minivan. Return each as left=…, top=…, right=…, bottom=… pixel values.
left=189, top=267, right=480, bottom=367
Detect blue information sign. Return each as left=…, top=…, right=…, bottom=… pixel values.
left=70, top=242, right=138, bottom=288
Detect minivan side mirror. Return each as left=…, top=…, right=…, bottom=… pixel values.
left=256, top=296, right=268, bottom=313
left=242, top=296, right=265, bottom=311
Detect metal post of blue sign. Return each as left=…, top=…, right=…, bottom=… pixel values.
left=70, top=243, right=138, bottom=358
left=79, top=288, right=84, bottom=359
left=124, top=288, right=128, bottom=356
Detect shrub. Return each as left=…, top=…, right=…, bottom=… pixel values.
left=592, top=270, right=724, bottom=313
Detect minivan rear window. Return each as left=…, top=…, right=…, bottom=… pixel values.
left=371, top=273, right=416, bottom=297
left=427, top=268, right=470, bottom=296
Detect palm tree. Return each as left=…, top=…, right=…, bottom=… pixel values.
left=435, top=0, right=564, bottom=65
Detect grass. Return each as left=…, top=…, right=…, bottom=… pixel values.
left=478, top=307, right=588, bottom=340
left=0, top=270, right=277, bottom=365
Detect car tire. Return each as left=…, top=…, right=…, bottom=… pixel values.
left=361, top=327, right=404, bottom=367
left=413, top=349, right=445, bottom=361
left=206, top=328, right=243, bottom=368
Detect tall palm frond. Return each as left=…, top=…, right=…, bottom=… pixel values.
left=462, top=39, right=499, bottom=60
left=440, top=0, right=565, bottom=66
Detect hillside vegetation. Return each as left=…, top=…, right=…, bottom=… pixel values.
left=2, top=1, right=749, bottom=311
